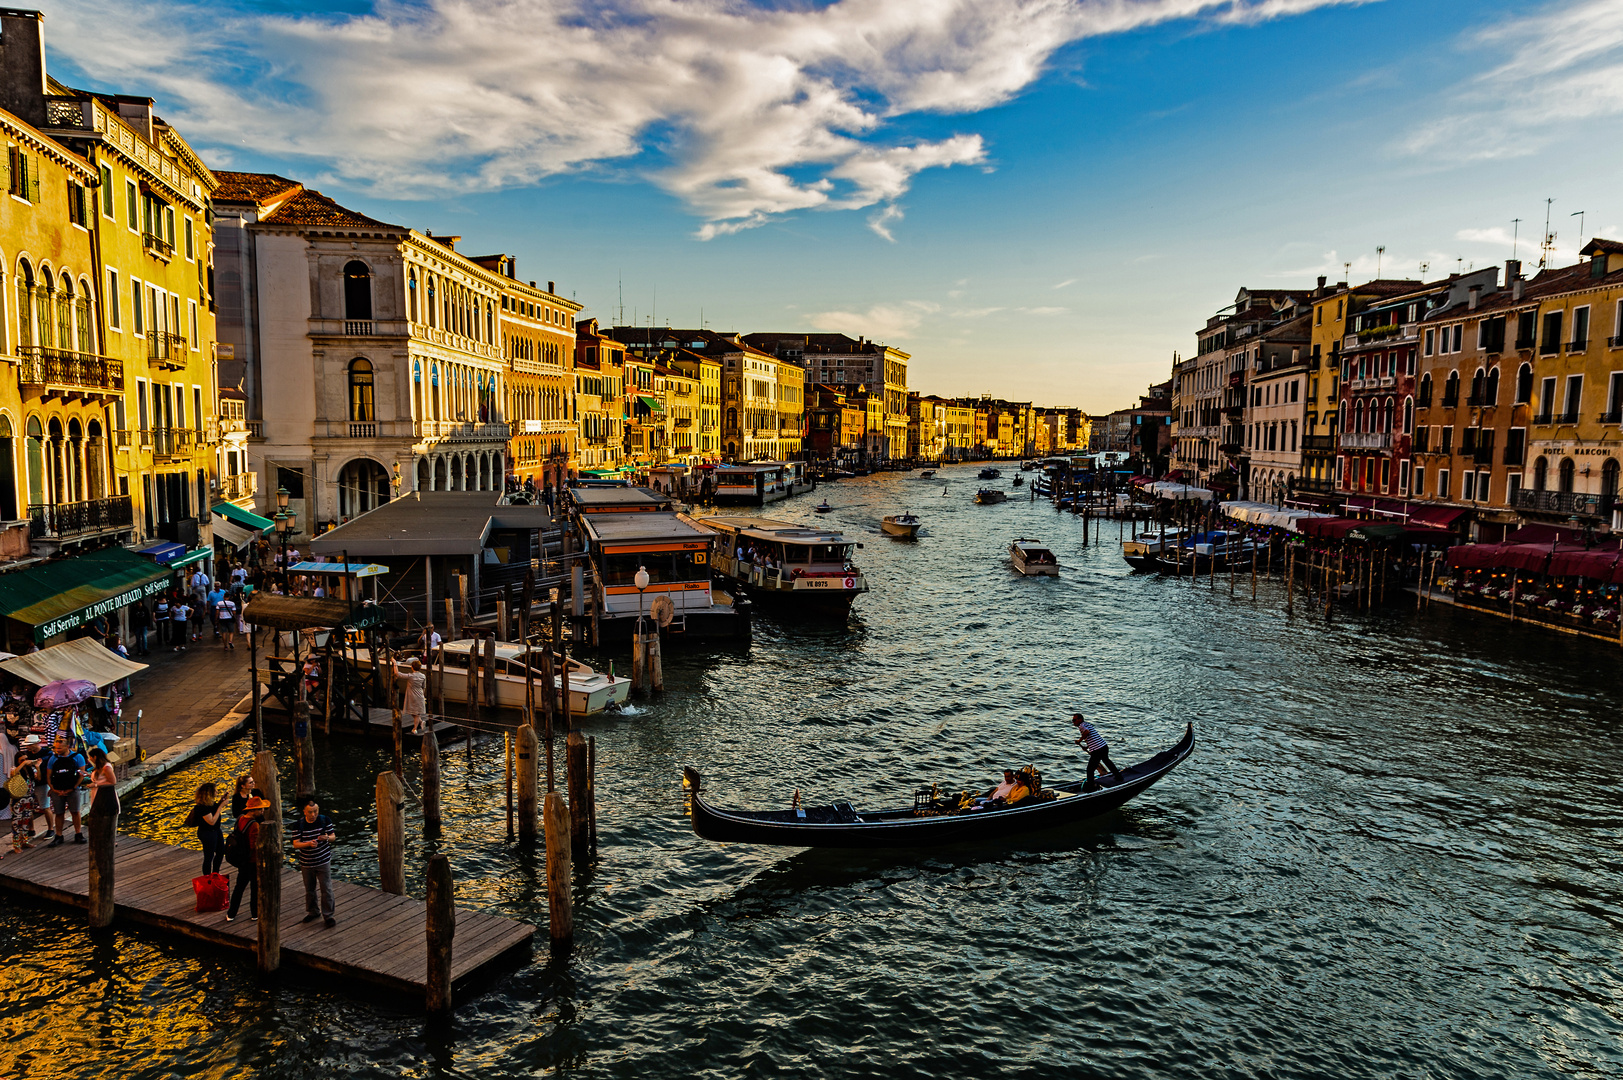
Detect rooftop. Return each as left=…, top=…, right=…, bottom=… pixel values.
left=309, top=492, right=553, bottom=556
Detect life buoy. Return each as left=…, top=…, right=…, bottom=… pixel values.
left=843, top=576, right=855, bottom=589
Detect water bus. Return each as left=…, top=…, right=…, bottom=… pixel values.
left=694, top=515, right=868, bottom=615
left=711, top=462, right=816, bottom=506
left=578, top=511, right=749, bottom=639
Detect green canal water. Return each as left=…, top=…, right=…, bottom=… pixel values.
left=1, top=464, right=1620, bottom=1078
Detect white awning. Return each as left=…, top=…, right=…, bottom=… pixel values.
left=1145, top=481, right=1213, bottom=502
left=212, top=515, right=256, bottom=550
left=0, top=636, right=149, bottom=689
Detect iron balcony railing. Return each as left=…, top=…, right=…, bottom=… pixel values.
left=29, top=495, right=134, bottom=539
left=16, top=346, right=124, bottom=392
left=1302, top=434, right=1337, bottom=452
left=1440, top=392, right=1459, bottom=407
left=1515, top=336, right=1537, bottom=350
left=1557, top=410, right=1580, bottom=425
left=1511, top=490, right=1613, bottom=517
left=1339, top=431, right=1392, bottom=450
left=1567, top=339, right=1589, bottom=353
left=142, top=232, right=175, bottom=260
left=147, top=331, right=187, bottom=367
left=1539, top=342, right=1561, bottom=356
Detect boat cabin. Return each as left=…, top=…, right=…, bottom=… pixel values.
left=713, top=464, right=790, bottom=506
left=572, top=486, right=674, bottom=516
left=694, top=515, right=868, bottom=608
left=579, top=511, right=718, bottom=621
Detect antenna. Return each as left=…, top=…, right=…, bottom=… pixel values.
left=1419, top=261, right=1429, bottom=275
left=1376, top=246, right=1385, bottom=277
left=1456, top=257, right=1464, bottom=275
left=1540, top=198, right=1555, bottom=269
left=1511, top=218, right=1521, bottom=259
left=1571, top=210, right=1586, bottom=251
left=618, top=272, right=624, bottom=326
left=1343, top=261, right=1351, bottom=281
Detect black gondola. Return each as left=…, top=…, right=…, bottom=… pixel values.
left=683, top=723, right=1194, bottom=848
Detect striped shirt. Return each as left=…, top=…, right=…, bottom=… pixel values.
left=1076, top=722, right=1107, bottom=752
left=290, top=814, right=335, bottom=867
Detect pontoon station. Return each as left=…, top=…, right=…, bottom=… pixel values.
left=710, top=462, right=815, bottom=506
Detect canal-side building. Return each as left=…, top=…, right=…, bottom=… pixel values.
left=572, top=319, right=627, bottom=476
left=669, top=347, right=722, bottom=463
left=1243, top=311, right=1312, bottom=502
left=478, top=257, right=579, bottom=492
left=742, top=332, right=908, bottom=461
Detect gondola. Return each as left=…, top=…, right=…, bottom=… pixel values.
left=683, top=723, right=1194, bottom=848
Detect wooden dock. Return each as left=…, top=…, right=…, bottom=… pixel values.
left=0, top=834, right=532, bottom=1000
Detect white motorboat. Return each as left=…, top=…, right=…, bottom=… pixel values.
left=1010, top=538, right=1060, bottom=576
left=881, top=513, right=922, bottom=538
left=975, top=488, right=1007, bottom=505
left=1122, top=527, right=1189, bottom=572
left=435, top=640, right=631, bottom=715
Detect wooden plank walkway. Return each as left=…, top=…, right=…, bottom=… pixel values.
left=0, top=835, right=533, bottom=1000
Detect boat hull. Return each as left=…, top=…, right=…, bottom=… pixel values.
left=685, top=724, right=1193, bottom=848
left=881, top=519, right=921, bottom=538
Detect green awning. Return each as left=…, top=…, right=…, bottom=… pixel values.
left=0, top=548, right=173, bottom=643
left=213, top=501, right=274, bottom=531
left=637, top=395, right=665, bottom=413
left=169, top=548, right=212, bottom=570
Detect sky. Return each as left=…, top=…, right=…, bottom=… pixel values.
left=34, top=0, right=1623, bottom=413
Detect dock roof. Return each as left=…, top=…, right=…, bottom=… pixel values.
left=581, top=513, right=715, bottom=545
left=310, top=492, right=554, bottom=556
left=693, top=515, right=851, bottom=542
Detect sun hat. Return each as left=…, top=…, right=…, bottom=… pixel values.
left=21, top=733, right=42, bottom=747
left=244, top=796, right=271, bottom=811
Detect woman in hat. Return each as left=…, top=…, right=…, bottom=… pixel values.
left=225, top=795, right=269, bottom=922
left=7, top=734, right=44, bottom=852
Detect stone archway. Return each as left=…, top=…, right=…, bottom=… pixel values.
left=416, top=458, right=430, bottom=492
left=434, top=456, right=449, bottom=490
left=337, top=456, right=390, bottom=518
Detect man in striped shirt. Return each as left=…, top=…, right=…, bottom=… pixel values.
left=291, top=795, right=337, bottom=927
left=1072, top=714, right=1122, bottom=785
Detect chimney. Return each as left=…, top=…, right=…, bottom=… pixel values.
left=0, top=10, right=48, bottom=128
left=547, top=280, right=555, bottom=294
left=1468, top=285, right=1481, bottom=311
left=1505, top=259, right=1521, bottom=285
left=1513, top=278, right=1525, bottom=301
left=1317, top=275, right=1327, bottom=290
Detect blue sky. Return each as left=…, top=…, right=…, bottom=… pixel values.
left=39, top=0, right=1623, bottom=412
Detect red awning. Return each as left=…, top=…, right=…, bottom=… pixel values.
left=1548, top=544, right=1623, bottom=581
left=1409, top=506, right=1468, bottom=529
left=1447, top=543, right=1505, bottom=570
left=1342, top=496, right=1374, bottom=512
left=1296, top=516, right=1363, bottom=540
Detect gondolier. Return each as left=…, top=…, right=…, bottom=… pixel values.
left=1072, top=714, right=1122, bottom=785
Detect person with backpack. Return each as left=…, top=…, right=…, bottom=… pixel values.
left=186, top=782, right=225, bottom=875
left=225, top=796, right=268, bottom=922
left=42, top=733, right=86, bottom=847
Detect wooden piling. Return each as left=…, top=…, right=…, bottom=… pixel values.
left=253, top=749, right=282, bottom=974
left=543, top=790, right=572, bottom=946
left=422, top=724, right=442, bottom=828
left=377, top=770, right=406, bottom=895
left=518, top=724, right=539, bottom=842
left=587, top=735, right=598, bottom=853
left=425, top=853, right=454, bottom=1014
left=1286, top=544, right=1295, bottom=614
left=647, top=630, right=663, bottom=692
left=294, top=701, right=315, bottom=798
left=505, top=731, right=514, bottom=843
left=631, top=630, right=645, bottom=694
left=496, top=599, right=508, bottom=643
left=323, top=648, right=334, bottom=736
left=250, top=621, right=264, bottom=751
left=483, top=634, right=498, bottom=709
left=86, top=785, right=117, bottom=929
left=567, top=730, right=589, bottom=855
left=444, top=597, right=458, bottom=643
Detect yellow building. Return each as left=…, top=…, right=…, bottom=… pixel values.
left=659, top=358, right=701, bottom=463
left=42, top=75, right=218, bottom=550
left=485, top=258, right=579, bottom=491
left=773, top=357, right=805, bottom=460
left=574, top=319, right=626, bottom=475
left=672, top=348, right=722, bottom=462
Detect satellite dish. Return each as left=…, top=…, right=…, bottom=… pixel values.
left=650, top=595, right=675, bottom=628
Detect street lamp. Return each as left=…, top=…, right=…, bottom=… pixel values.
left=634, top=565, right=650, bottom=633
left=276, top=503, right=297, bottom=583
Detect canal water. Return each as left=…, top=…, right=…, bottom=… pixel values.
left=2, top=464, right=1620, bottom=1079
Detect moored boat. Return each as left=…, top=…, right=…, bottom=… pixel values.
left=975, top=488, right=1007, bottom=505
left=881, top=513, right=921, bottom=538
left=437, top=640, right=631, bottom=715
left=694, top=514, right=868, bottom=614
left=918, top=469, right=937, bottom=480
left=1010, top=538, right=1059, bottom=576
left=1122, top=526, right=1187, bottom=571
left=683, top=724, right=1194, bottom=848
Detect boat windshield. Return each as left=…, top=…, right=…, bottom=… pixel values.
left=600, top=551, right=709, bottom=585
left=783, top=543, right=850, bottom=564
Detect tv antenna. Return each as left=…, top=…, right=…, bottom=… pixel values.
left=1511, top=218, right=1521, bottom=259
left=1539, top=198, right=1555, bottom=269
left=1376, top=246, right=1385, bottom=277
left=1571, top=210, right=1586, bottom=250
left=1343, top=261, right=1351, bottom=281
left=1419, top=261, right=1429, bottom=275
left=618, top=272, right=624, bottom=326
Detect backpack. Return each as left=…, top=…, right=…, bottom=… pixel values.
left=223, top=824, right=251, bottom=869
left=48, top=754, right=79, bottom=793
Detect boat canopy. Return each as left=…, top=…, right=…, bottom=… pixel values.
left=1143, top=481, right=1213, bottom=502
left=1221, top=501, right=1335, bottom=530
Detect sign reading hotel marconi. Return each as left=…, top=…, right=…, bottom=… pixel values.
left=35, top=577, right=172, bottom=643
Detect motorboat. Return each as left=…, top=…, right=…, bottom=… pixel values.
left=975, top=488, right=1007, bottom=505
left=1020, top=461, right=1037, bottom=471
left=1010, top=538, right=1059, bottom=576
left=881, top=513, right=922, bottom=538
left=813, top=500, right=835, bottom=514
left=919, top=469, right=937, bottom=480
left=435, top=640, right=631, bottom=715
left=1122, top=526, right=1188, bottom=572
left=977, top=467, right=1002, bottom=480
left=1012, top=475, right=1024, bottom=487
left=684, top=725, right=1195, bottom=848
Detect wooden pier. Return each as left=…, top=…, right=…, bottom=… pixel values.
left=0, top=834, right=532, bottom=999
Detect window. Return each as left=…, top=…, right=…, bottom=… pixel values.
left=1438, top=469, right=1450, bottom=499
left=1533, top=455, right=1548, bottom=491
left=1610, top=372, right=1623, bottom=422
left=1452, top=325, right=1463, bottom=353
left=184, top=217, right=195, bottom=261
left=1400, top=460, right=1411, bottom=494
left=1424, top=328, right=1435, bottom=356
left=1504, top=428, right=1525, bottom=465
left=1414, top=466, right=1426, bottom=495
left=1381, top=459, right=1391, bottom=491
left=106, top=269, right=120, bottom=330
left=1572, top=305, right=1590, bottom=349
left=1515, top=363, right=1532, bottom=403
left=1463, top=471, right=1476, bottom=501
left=99, top=164, right=113, bottom=217
left=6, top=147, right=38, bottom=201
left=187, top=299, right=198, bottom=349
left=1542, top=310, right=1563, bottom=352
left=1441, top=427, right=1453, bottom=454
left=1559, top=457, right=1575, bottom=493
left=1563, top=375, right=1583, bottom=421
left=1418, top=373, right=1432, bottom=406
left=1508, top=473, right=1521, bottom=501
left=125, top=179, right=138, bottom=230
left=343, top=261, right=372, bottom=321
left=349, top=358, right=375, bottom=421
left=1538, top=376, right=1555, bottom=421
left=67, top=180, right=89, bottom=227
left=131, top=278, right=143, bottom=334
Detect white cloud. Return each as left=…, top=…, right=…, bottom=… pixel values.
left=1019, top=305, right=1069, bottom=315
left=41, top=0, right=1365, bottom=238
left=1405, top=0, right=1623, bottom=161
left=1052, top=278, right=1078, bottom=289
left=811, top=301, right=941, bottom=340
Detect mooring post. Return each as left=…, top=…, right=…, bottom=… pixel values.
left=505, top=731, right=515, bottom=843
left=648, top=629, right=663, bottom=692
left=294, top=700, right=315, bottom=798
left=587, top=735, right=598, bottom=853
left=1286, top=544, right=1295, bottom=615
left=496, top=599, right=508, bottom=643
left=422, top=727, right=442, bottom=829
left=425, top=853, right=455, bottom=1015
left=543, top=790, right=573, bottom=946
left=518, top=723, right=539, bottom=842
left=567, top=730, right=589, bottom=855
left=377, top=770, right=405, bottom=895
left=631, top=630, right=645, bottom=694
left=86, top=784, right=117, bottom=929
left=253, top=749, right=282, bottom=974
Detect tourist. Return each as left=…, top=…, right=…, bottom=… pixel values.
left=230, top=563, right=248, bottom=595
left=394, top=658, right=428, bottom=736
left=189, top=566, right=211, bottom=603
left=130, top=598, right=151, bottom=657
left=7, top=734, right=42, bottom=851
left=206, top=583, right=227, bottom=638
left=417, top=623, right=443, bottom=657
left=86, top=747, right=117, bottom=816
left=215, top=592, right=239, bottom=650
left=171, top=598, right=191, bottom=651
left=188, top=782, right=225, bottom=875
left=155, top=594, right=171, bottom=648
left=290, top=795, right=337, bottom=928
left=1072, top=714, right=1122, bottom=784
left=229, top=774, right=255, bottom=820
left=43, top=732, right=86, bottom=846
left=990, top=770, right=1018, bottom=802
left=225, top=796, right=268, bottom=922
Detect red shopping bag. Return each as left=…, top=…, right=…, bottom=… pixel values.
left=193, top=873, right=229, bottom=913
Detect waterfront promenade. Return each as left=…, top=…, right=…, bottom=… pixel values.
left=116, top=634, right=254, bottom=797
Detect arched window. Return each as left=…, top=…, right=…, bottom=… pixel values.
left=1604, top=459, right=1620, bottom=508
left=1384, top=397, right=1395, bottom=432
left=1403, top=396, right=1414, bottom=433
left=1418, top=373, right=1432, bottom=407
left=426, top=276, right=437, bottom=328
left=1559, top=457, right=1575, bottom=493
left=344, top=261, right=372, bottom=321
left=14, top=260, right=34, bottom=350
left=349, top=358, right=375, bottom=421
left=408, top=269, right=418, bottom=322
left=1485, top=366, right=1499, bottom=406
left=486, top=301, right=494, bottom=342
left=1444, top=371, right=1459, bottom=406
left=1470, top=367, right=1485, bottom=404
left=86, top=419, right=105, bottom=500
left=1515, top=363, right=1533, bottom=404
left=0, top=415, right=14, bottom=520
left=1533, top=455, right=1548, bottom=491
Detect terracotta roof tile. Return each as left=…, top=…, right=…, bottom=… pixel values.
left=211, top=170, right=303, bottom=205
left=259, top=188, right=402, bottom=230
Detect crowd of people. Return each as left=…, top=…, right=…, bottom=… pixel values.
left=189, top=773, right=340, bottom=927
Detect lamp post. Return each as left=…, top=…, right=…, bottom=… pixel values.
left=634, top=565, right=650, bottom=633
left=275, top=492, right=297, bottom=586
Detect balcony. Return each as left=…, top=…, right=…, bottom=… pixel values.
left=29, top=495, right=134, bottom=540
left=1557, top=410, right=1580, bottom=425
left=348, top=422, right=377, bottom=438
left=246, top=421, right=264, bottom=438
left=1539, top=342, right=1560, bottom=356
left=1440, top=393, right=1459, bottom=408
left=1511, top=489, right=1612, bottom=518
left=1567, top=339, right=1589, bottom=353
left=1515, top=337, right=1537, bottom=351
left=146, top=427, right=195, bottom=459
left=147, top=331, right=187, bottom=369
left=343, top=320, right=374, bottom=336
left=1532, top=412, right=1552, bottom=425
left=1339, top=431, right=1392, bottom=450
left=1609, top=335, right=1623, bottom=349
left=16, top=347, right=123, bottom=393
left=413, top=420, right=511, bottom=442
left=1471, top=446, right=1496, bottom=466
left=1302, top=434, right=1337, bottom=453
left=142, top=232, right=174, bottom=261
left=1602, top=410, right=1623, bottom=425
left=1294, top=476, right=1336, bottom=493
left=220, top=472, right=258, bottom=501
